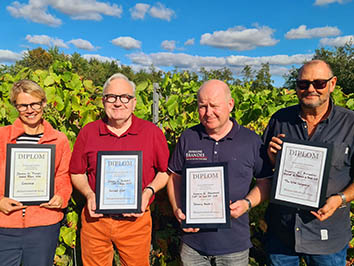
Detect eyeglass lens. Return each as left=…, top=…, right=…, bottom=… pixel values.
left=16, top=102, right=42, bottom=111
left=104, top=94, right=133, bottom=104
left=296, top=77, right=333, bottom=90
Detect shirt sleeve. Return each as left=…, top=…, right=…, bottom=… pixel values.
left=168, top=133, right=186, bottom=176
left=69, top=126, right=88, bottom=174
left=54, top=133, right=73, bottom=208
left=253, top=136, right=273, bottom=179
left=262, top=115, right=277, bottom=147
left=153, top=126, right=169, bottom=172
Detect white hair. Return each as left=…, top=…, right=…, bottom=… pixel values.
left=103, top=73, right=136, bottom=95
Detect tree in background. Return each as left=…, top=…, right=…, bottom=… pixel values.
left=284, top=42, right=354, bottom=93
left=2, top=43, right=353, bottom=94
left=314, top=43, right=354, bottom=94
left=200, top=67, right=237, bottom=84
left=241, top=65, right=254, bottom=85
left=250, top=63, right=274, bottom=92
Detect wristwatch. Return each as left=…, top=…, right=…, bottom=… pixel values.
left=243, top=198, right=252, bottom=212
left=336, top=192, right=347, bottom=208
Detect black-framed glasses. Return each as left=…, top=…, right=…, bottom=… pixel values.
left=103, top=94, right=135, bottom=104
left=15, top=101, right=43, bottom=112
left=296, top=77, right=334, bottom=91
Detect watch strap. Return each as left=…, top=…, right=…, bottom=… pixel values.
left=336, top=192, right=346, bottom=208
left=243, top=198, right=252, bottom=212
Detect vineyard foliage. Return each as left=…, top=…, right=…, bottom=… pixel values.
left=1, top=61, right=354, bottom=265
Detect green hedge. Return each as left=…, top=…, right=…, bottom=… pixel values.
left=1, top=61, right=354, bottom=265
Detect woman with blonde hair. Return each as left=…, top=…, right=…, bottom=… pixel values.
left=0, top=79, right=72, bottom=266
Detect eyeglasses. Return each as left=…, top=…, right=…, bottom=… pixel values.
left=296, top=77, right=334, bottom=91
left=15, top=101, right=43, bottom=112
left=103, top=94, right=135, bottom=104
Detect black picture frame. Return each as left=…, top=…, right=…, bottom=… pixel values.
left=270, top=137, right=333, bottom=211
left=181, top=162, right=230, bottom=229
left=95, top=150, right=142, bottom=214
left=5, top=143, right=55, bottom=205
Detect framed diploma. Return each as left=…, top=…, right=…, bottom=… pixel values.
left=181, top=162, right=230, bottom=228
left=95, top=151, right=142, bottom=214
left=5, top=144, right=55, bottom=205
left=270, top=138, right=333, bottom=210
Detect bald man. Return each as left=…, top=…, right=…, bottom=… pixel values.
left=263, top=60, right=354, bottom=266
left=167, top=80, right=272, bottom=266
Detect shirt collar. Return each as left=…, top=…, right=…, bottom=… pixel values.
left=296, top=98, right=334, bottom=124
left=10, top=118, right=57, bottom=143
left=98, top=114, right=139, bottom=137
left=199, top=117, right=240, bottom=141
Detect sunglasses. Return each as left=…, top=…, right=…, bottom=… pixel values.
left=296, top=76, right=333, bottom=90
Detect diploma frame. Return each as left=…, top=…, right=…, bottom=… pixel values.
left=181, top=162, right=230, bottom=229
left=95, top=151, right=142, bottom=214
left=270, top=138, right=332, bottom=210
left=5, top=143, right=55, bottom=205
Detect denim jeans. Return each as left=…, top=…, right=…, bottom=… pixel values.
left=180, top=242, right=249, bottom=266
left=266, top=233, right=348, bottom=266
left=0, top=223, right=60, bottom=266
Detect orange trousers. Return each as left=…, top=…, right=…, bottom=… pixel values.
left=80, top=207, right=152, bottom=266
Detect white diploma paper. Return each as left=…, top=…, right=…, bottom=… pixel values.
left=9, top=148, right=52, bottom=202
left=98, top=155, right=139, bottom=210
left=186, top=166, right=226, bottom=224
left=275, top=142, right=327, bottom=208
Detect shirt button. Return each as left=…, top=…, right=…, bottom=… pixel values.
left=215, top=142, right=218, bottom=145
left=214, top=151, right=217, bottom=154
left=296, top=227, right=300, bottom=232
left=304, top=125, right=307, bottom=128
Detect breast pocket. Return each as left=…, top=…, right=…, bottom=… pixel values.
left=330, top=143, right=350, bottom=169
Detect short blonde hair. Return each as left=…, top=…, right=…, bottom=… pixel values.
left=10, top=79, right=47, bottom=105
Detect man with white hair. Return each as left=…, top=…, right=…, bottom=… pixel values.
left=70, top=73, right=169, bottom=266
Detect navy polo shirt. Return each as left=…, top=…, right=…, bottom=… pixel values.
left=263, top=102, right=354, bottom=254
left=169, top=118, right=272, bottom=255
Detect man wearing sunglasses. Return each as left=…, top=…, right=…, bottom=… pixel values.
left=263, top=60, right=354, bottom=266
left=69, top=73, right=169, bottom=266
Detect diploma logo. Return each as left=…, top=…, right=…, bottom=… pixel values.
left=288, top=149, right=319, bottom=160
left=186, top=150, right=207, bottom=160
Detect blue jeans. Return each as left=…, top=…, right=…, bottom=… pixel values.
left=266, top=233, right=348, bottom=266
left=0, top=223, right=60, bottom=266
left=180, top=242, right=249, bottom=266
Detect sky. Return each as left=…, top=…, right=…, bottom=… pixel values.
left=0, top=0, right=353, bottom=87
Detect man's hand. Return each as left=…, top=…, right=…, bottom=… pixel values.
left=122, top=187, right=153, bottom=218
left=86, top=192, right=103, bottom=218
left=311, top=195, right=342, bottom=221
left=230, top=199, right=249, bottom=219
left=173, top=208, right=199, bottom=233
left=40, top=195, right=63, bottom=209
left=267, top=134, right=285, bottom=166
left=0, top=197, right=25, bottom=214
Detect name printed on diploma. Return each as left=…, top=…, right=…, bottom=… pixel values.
left=189, top=170, right=223, bottom=218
